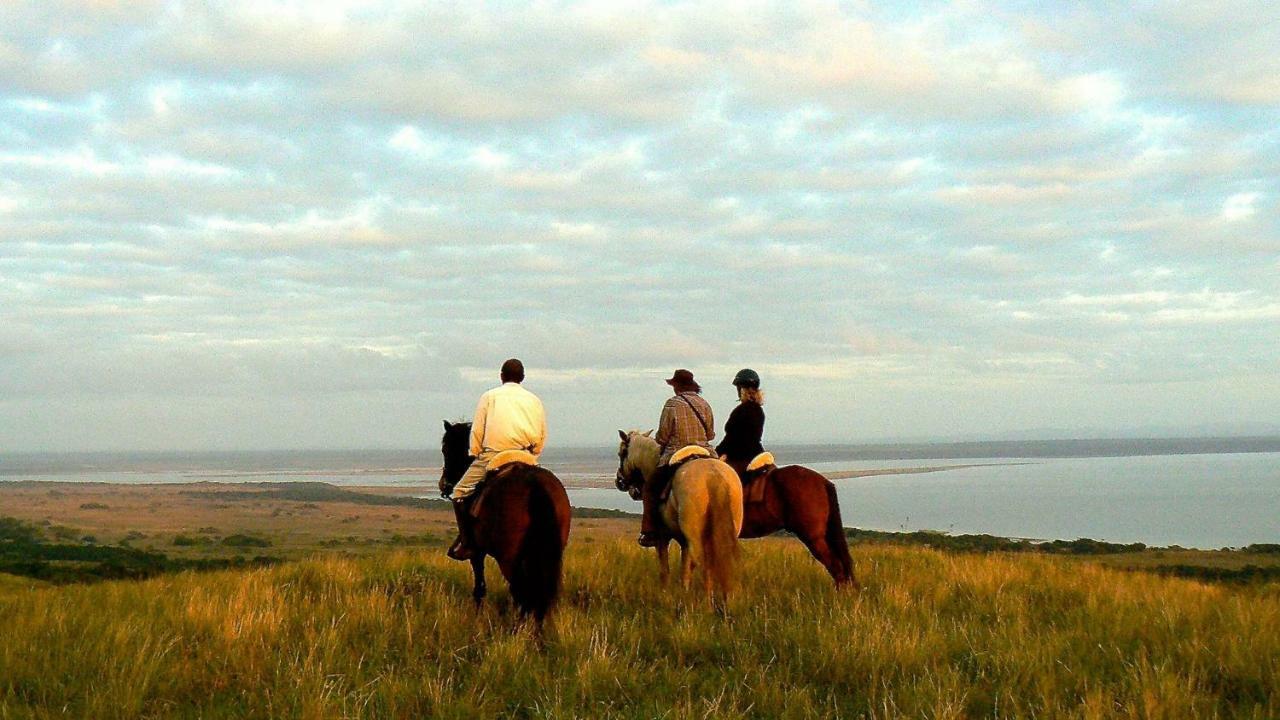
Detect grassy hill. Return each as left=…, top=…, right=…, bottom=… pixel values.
left=2, top=537, right=1277, bottom=719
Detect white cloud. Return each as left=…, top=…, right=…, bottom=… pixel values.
left=1, top=0, right=1278, bottom=449
left=1221, top=192, right=1261, bottom=221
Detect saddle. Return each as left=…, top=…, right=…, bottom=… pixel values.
left=657, top=445, right=712, bottom=502
left=487, top=449, right=538, bottom=471
left=742, top=452, right=777, bottom=504
left=670, top=445, right=712, bottom=464
left=469, top=450, right=539, bottom=518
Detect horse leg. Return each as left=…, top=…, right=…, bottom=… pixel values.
left=771, top=473, right=853, bottom=587
left=795, top=527, right=847, bottom=585
left=702, top=550, right=714, bottom=600
left=656, top=540, right=671, bottom=585
left=679, top=540, right=693, bottom=591
left=471, top=555, right=487, bottom=607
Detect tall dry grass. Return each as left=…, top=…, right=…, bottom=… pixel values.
left=1, top=539, right=1277, bottom=719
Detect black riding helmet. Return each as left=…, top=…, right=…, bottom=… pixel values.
left=732, top=368, right=760, bottom=389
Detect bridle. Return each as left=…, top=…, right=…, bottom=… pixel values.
left=615, top=433, right=643, bottom=500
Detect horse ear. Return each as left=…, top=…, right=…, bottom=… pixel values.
left=444, top=420, right=452, bottom=431
left=643, top=429, right=654, bottom=437
left=618, top=429, right=628, bottom=442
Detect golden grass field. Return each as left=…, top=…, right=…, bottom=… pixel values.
left=1, top=483, right=1278, bottom=719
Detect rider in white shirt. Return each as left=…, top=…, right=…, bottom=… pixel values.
left=447, top=358, right=547, bottom=559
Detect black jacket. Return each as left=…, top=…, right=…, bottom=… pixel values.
left=715, top=401, right=765, bottom=461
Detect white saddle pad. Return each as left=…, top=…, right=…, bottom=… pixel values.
left=487, top=449, right=538, bottom=471
left=746, top=452, right=776, bottom=472
left=670, top=445, right=712, bottom=464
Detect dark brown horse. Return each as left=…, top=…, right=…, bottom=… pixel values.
left=726, top=456, right=858, bottom=588
left=440, top=421, right=572, bottom=623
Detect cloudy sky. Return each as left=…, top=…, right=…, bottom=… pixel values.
left=2, top=1, right=1278, bottom=452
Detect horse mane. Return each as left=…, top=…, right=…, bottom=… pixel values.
left=624, top=430, right=661, bottom=482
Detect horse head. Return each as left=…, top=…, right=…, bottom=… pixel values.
left=615, top=429, right=655, bottom=500
left=440, top=420, right=475, bottom=493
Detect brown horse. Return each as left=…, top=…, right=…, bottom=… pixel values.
left=441, top=421, right=572, bottom=623
left=727, top=456, right=857, bottom=587
left=615, top=431, right=742, bottom=600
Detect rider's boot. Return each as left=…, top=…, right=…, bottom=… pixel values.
left=638, top=465, right=673, bottom=547
left=447, top=497, right=474, bottom=561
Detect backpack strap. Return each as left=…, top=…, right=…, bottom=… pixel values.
left=678, top=394, right=712, bottom=438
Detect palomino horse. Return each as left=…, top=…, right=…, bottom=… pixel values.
left=725, top=456, right=858, bottom=587
left=615, top=431, right=743, bottom=600
left=440, top=421, right=572, bottom=624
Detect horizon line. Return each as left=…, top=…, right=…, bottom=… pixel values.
left=6, top=433, right=1280, bottom=456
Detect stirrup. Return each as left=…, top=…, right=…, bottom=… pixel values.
left=638, top=531, right=663, bottom=548
left=447, top=534, right=473, bottom=561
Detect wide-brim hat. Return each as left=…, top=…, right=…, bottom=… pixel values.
left=665, top=368, right=701, bottom=392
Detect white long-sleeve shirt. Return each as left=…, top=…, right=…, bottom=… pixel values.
left=470, top=382, right=547, bottom=457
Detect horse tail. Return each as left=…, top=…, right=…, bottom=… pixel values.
left=823, top=480, right=856, bottom=587
left=509, top=475, right=568, bottom=622
left=701, top=476, right=740, bottom=598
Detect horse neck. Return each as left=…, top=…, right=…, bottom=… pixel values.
left=629, top=434, right=661, bottom=482
left=444, top=424, right=475, bottom=479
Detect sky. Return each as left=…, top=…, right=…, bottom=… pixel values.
left=2, top=0, right=1278, bottom=452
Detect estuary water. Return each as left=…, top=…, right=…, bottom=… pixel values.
left=4, top=439, right=1278, bottom=549
left=567, top=452, right=1280, bottom=549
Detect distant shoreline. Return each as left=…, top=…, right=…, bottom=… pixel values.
left=823, top=462, right=1033, bottom=481
left=0, top=462, right=1018, bottom=489
left=4, top=436, right=1280, bottom=476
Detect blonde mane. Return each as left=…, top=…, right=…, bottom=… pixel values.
left=621, top=430, right=661, bottom=483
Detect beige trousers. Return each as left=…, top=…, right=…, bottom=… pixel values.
left=450, top=451, right=496, bottom=500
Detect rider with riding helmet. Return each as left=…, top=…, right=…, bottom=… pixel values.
left=716, top=368, right=765, bottom=476
left=637, top=368, right=716, bottom=547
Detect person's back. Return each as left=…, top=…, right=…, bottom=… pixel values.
left=640, top=369, right=715, bottom=547
left=470, top=381, right=546, bottom=457
left=447, top=358, right=546, bottom=561
left=716, top=368, right=765, bottom=466
left=656, top=391, right=716, bottom=463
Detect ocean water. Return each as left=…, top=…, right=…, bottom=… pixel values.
left=4, top=440, right=1279, bottom=548
left=563, top=451, right=1280, bottom=548
left=822, top=452, right=1280, bottom=549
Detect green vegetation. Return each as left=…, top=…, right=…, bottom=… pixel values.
left=569, top=506, right=637, bottom=519
left=47, top=525, right=79, bottom=542
left=3, top=478, right=1279, bottom=717
left=220, top=534, right=272, bottom=548
left=180, top=482, right=451, bottom=510
left=846, top=527, right=1149, bottom=554
left=845, top=528, right=1280, bottom=583
left=179, top=481, right=643, bottom=521
left=1, top=540, right=1277, bottom=719
left=0, top=517, right=278, bottom=584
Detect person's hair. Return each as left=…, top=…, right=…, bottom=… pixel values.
left=738, top=387, right=764, bottom=405
left=500, top=358, right=525, bottom=383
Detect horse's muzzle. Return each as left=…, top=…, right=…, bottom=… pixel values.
left=615, top=471, right=628, bottom=492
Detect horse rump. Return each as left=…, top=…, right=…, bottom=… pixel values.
left=508, top=474, right=570, bottom=622
left=700, top=476, right=740, bottom=598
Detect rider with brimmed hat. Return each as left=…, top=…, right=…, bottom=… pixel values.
left=638, top=368, right=716, bottom=547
